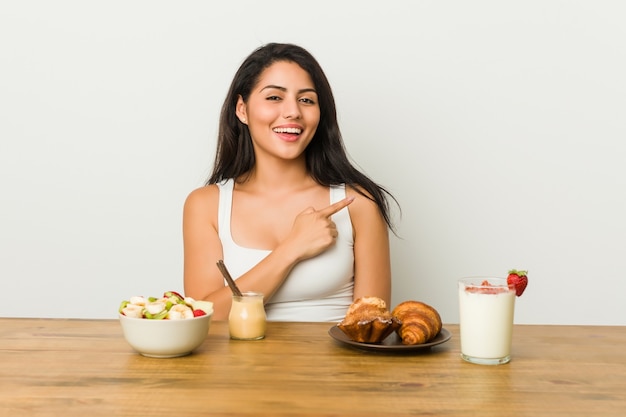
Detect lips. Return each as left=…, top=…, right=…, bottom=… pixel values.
left=273, top=125, right=303, bottom=142
left=273, top=127, right=302, bottom=134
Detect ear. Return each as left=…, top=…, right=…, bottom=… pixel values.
left=235, top=95, right=248, bottom=124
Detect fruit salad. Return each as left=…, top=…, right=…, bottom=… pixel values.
left=119, top=290, right=213, bottom=320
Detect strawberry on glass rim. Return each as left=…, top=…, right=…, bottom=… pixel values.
left=507, top=269, right=528, bottom=297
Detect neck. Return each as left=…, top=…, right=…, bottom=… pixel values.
left=240, top=156, right=315, bottom=194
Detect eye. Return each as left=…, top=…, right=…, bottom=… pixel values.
left=299, top=97, right=317, bottom=105
left=266, top=95, right=281, bottom=101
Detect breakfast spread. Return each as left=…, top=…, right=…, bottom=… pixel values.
left=119, top=290, right=214, bottom=319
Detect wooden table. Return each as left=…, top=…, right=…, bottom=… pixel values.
left=1, top=319, right=625, bottom=416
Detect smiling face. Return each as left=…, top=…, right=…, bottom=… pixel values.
left=236, top=61, right=320, bottom=163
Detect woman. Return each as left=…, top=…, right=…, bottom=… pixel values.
left=183, top=43, right=398, bottom=321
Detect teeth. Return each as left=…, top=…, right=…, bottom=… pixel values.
left=273, top=127, right=301, bottom=134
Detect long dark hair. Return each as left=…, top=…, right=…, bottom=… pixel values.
left=207, top=43, right=399, bottom=231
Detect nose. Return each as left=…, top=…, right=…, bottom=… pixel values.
left=282, top=97, right=301, bottom=120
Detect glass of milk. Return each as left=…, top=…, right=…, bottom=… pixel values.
left=458, top=277, right=516, bottom=365
left=229, top=292, right=267, bottom=340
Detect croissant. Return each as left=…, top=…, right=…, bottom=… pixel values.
left=337, top=297, right=401, bottom=343
left=391, top=301, right=442, bottom=345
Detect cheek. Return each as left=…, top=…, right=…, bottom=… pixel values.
left=248, top=106, right=276, bottom=125
left=309, top=112, right=320, bottom=132
left=305, top=106, right=321, bottom=126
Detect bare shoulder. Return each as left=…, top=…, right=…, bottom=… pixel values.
left=345, top=185, right=384, bottom=223
left=183, top=184, right=220, bottom=220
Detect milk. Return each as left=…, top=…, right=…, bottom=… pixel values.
left=458, top=278, right=516, bottom=365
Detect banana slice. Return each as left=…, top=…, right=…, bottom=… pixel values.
left=144, top=301, right=166, bottom=315
left=167, top=303, right=194, bottom=320
left=129, top=296, right=147, bottom=306
left=121, top=304, right=144, bottom=318
left=186, top=297, right=214, bottom=315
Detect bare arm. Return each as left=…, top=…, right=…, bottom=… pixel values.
left=182, top=186, right=234, bottom=318
left=183, top=185, right=355, bottom=319
left=347, top=187, right=392, bottom=307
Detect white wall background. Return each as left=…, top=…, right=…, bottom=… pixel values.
left=1, top=0, right=625, bottom=325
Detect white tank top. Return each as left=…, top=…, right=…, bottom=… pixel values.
left=217, top=179, right=354, bottom=322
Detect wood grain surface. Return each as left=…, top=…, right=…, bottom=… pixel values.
left=1, top=318, right=624, bottom=416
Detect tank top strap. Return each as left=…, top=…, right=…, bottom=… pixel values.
left=329, top=183, right=346, bottom=203
left=216, top=179, right=234, bottom=244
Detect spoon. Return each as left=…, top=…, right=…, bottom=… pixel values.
left=216, top=260, right=243, bottom=297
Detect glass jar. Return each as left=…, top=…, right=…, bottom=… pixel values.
left=228, top=292, right=266, bottom=340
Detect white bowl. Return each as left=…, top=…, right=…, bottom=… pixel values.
left=119, top=312, right=212, bottom=358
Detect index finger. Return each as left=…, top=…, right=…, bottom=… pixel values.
left=318, top=197, right=355, bottom=218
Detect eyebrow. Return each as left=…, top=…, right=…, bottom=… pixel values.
left=260, top=85, right=317, bottom=94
